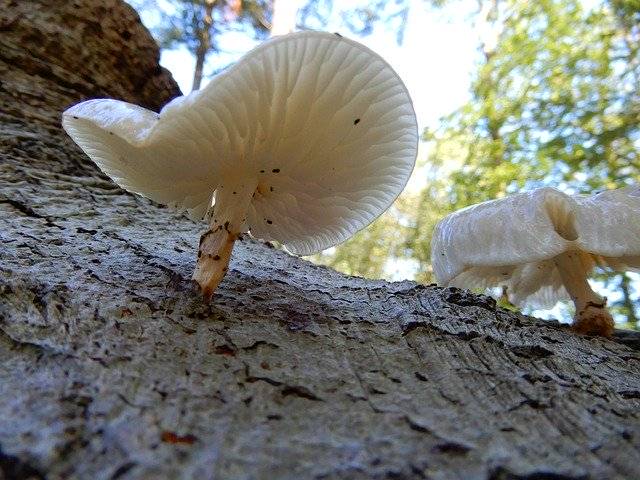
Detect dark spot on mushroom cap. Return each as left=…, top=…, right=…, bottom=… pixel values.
left=354, top=118, right=361, bottom=125
left=272, top=169, right=280, bottom=173
left=161, top=431, right=197, bottom=445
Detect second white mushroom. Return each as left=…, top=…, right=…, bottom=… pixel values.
left=431, top=186, right=640, bottom=336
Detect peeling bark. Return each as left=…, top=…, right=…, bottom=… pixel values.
left=1, top=1, right=640, bottom=479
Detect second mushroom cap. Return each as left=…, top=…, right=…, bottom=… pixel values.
left=431, top=186, right=640, bottom=335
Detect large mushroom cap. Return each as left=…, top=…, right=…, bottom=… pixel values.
left=431, top=186, right=640, bottom=307
left=63, top=31, right=418, bottom=255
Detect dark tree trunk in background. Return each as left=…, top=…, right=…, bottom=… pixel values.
left=192, top=0, right=215, bottom=90
left=1, top=1, right=640, bottom=479
left=620, top=273, right=638, bottom=328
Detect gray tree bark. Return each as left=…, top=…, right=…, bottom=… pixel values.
left=1, top=1, right=640, bottom=479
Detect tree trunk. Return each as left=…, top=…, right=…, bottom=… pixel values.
left=620, top=273, right=638, bottom=328
left=192, top=44, right=207, bottom=91
left=1, top=1, right=640, bottom=479
left=192, top=0, right=215, bottom=91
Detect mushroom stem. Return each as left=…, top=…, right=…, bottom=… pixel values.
left=192, top=181, right=256, bottom=300
left=553, top=250, right=613, bottom=336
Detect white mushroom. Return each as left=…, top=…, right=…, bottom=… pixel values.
left=431, top=186, right=640, bottom=336
left=62, top=31, right=418, bottom=299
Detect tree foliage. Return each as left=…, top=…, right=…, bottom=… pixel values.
left=298, top=0, right=413, bottom=43
left=136, top=0, right=272, bottom=90
left=134, top=0, right=419, bottom=91
left=441, top=0, right=640, bottom=208
left=155, top=0, right=271, bottom=50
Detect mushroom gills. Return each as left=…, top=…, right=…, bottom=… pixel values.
left=192, top=180, right=257, bottom=299
left=553, top=249, right=614, bottom=336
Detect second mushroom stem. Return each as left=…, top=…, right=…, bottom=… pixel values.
left=192, top=180, right=257, bottom=300
left=553, top=250, right=614, bottom=336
